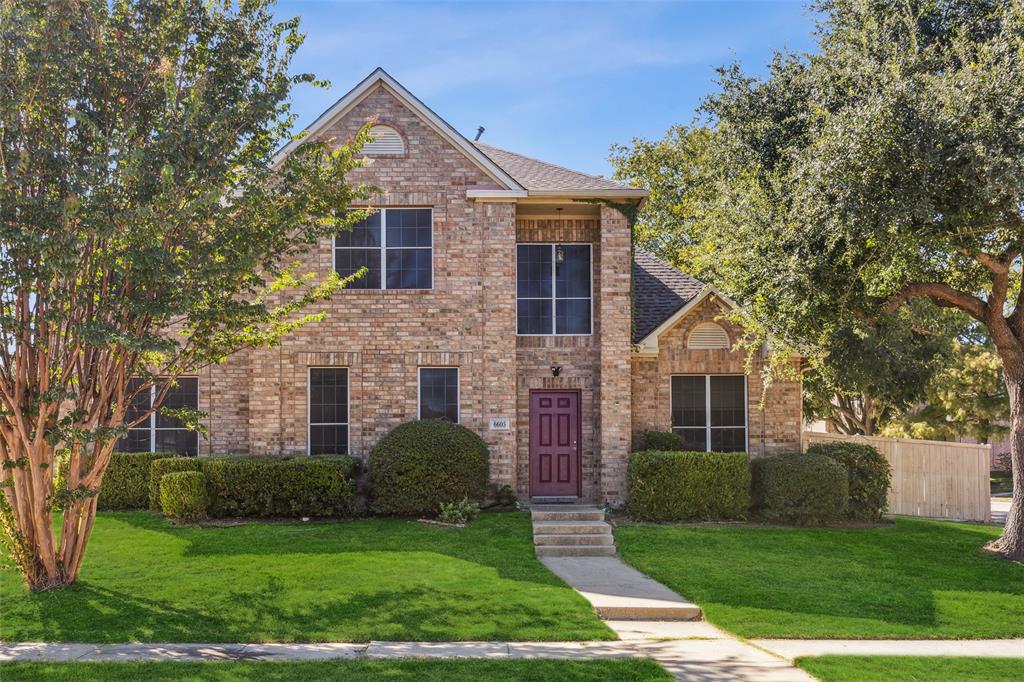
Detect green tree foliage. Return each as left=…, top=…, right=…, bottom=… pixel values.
left=884, top=339, right=1010, bottom=444
left=0, top=0, right=371, bottom=589
left=617, top=0, right=1024, bottom=559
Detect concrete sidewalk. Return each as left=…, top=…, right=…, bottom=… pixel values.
left=755, top=638, right=1024, bottom=659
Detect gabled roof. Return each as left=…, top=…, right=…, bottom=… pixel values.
left=272, top=68, right=524, bottom=191
left=473, top=142, right=646, bottom=197
left=275, top=68, right=646, bottom=200
left=633, top=248, right=707, bottom=343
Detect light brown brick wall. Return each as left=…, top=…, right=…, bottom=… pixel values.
left=198, top=85, right=518, bottom=490
left=630, top=296, right=802, bottom=456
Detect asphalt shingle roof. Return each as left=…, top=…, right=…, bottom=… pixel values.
left=472, top=142, right=635, bottom=192
left=633, top=248, right=706, bottom=343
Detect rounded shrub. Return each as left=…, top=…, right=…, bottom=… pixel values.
left=806, top=442, right=891, bottom=521
left=643, top=431, right=684, bottom=451
left=369, top=420, right=490, bottom=516
left=751, top=452, right=848, bottom=526
left=149, top=457, right=203, bottom=511
left=159, top=471, right=208, bottom=522
left=628, top=450, right=751, bottom=521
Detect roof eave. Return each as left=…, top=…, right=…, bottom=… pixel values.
left=466, top=188, right=648, bottom=202
left=634, top=286, right=739, bottom=352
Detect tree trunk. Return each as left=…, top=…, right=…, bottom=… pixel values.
left=1, top=439, right=100, bottom=591
left=987, top=369, right=1024, bottom=562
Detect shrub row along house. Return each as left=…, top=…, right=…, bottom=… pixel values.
left=118, top=69, right=803, bottom=504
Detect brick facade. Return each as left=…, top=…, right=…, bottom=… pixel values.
left=192, top=77, right=802, bottom=503
left=630, top=296, right=803, bottom=456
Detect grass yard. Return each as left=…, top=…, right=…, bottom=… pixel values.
left=795, top=656, right=1024, bottom=682
left=0, top=511, right=612, bottom=643
left=615, top=517, right=1024, bottom=639
left=0, top=660, right=671, bottom=681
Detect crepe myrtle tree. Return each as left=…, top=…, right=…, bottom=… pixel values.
left=620, top=1, right=1024, bottom=558
left=0, top=0, right=372, bottom=590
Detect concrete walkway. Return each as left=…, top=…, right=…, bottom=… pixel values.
left=541, top=556, right=702, bottom=620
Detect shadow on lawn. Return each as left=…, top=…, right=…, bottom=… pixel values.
left=113, top=510, right=564, bottom=586
left=16, top=575, right=585, bottom=643
left=617, top=518, right=1024, bottom=632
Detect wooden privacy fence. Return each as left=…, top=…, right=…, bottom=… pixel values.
left=802, top=431, right=991, bottom=522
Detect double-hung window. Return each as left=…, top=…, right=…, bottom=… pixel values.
left=516, top=243, right=592, bottom=335
left=334, top=208, right=432, bottom=290
left=116, top=378, right=199, bottom=455
left=418, top=368, right=459, bottom=423
left=308, top=368, right=349, bottom=455
left=671, top=375, right=747, bottom=452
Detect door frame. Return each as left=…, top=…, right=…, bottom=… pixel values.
left=528, top=388, right=582, bottom=498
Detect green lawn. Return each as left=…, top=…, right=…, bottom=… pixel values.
left=615, top=517, right=1024, bottom=639
left=796, top=656, right=1024, bottom=682
left=0, top=511, right=612, bottom=642
left=0, top=660, right=671, bottom=682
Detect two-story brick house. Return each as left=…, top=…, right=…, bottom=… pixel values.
left=119, top=69, right=802, bottom=504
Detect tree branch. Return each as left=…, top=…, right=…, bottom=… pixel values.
left=881, top=282, right=988, bottom=322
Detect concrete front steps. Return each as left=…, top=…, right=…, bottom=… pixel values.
left=532, top=504, right=703, bottom=621
left=531, top=506, right=616, bottom=557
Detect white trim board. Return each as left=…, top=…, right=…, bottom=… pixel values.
left=272, top=68, right=524, bottom=192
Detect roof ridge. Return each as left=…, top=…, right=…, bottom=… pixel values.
left=472, top=141, right=629, bottom=188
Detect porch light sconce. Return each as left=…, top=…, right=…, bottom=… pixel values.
left=555, top=245, right=566, bottom=263
left=550, top=365, right=562, bottom=377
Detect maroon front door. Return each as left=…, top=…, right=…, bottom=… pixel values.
left=529, top=391, right=580, bottom=498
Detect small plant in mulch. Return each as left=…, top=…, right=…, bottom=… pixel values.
left=418, top=498, right=481, bottom=528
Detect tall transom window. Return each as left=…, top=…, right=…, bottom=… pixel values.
left=334, top=208, right=432, bottom=290
left=671, top=375, right=747, bottom=452
left=516, top=243, right=592, bottom=335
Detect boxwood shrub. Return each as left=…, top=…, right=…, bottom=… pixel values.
left=159, top=471, right=208, bottom=522
left=751, top=452, right=848, bottom=525
left=643, top=430, right=684, bottom=451
left=369, top=420, right=490, bottom=516
left=148, top=455, right=357, bottom=518
left=628, top=450, right=751, bottom=521
left=202, top=455, right=357, bottom=518
left=97, top=451, right=180, bottom=510
left=149, top=457, right=203, bottom=510
left=806, top=441, right=891, bottom=521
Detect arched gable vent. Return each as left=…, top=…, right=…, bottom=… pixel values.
left=363, top=125, right=405, bottom=155
left=688, top=322, right=731, bottom=350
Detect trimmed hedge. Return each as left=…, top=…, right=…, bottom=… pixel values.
left=806, top=442, right=891, bottom=521
left=203, top=456, right=357, bottom=518
left=149, top=458, right=203, bottom=510
left=628, top=450, right=751, bottom=521
left=369, top=420, right=490, bottom=516
left=751, top=452, right=848, bottom=526
left=149, top=455, right=358, bottom=518
left=97, top=451, right=180, bottom=510
left=643, top=431, right=684, bottom=451
left=159, top=471, right=208, bottom=522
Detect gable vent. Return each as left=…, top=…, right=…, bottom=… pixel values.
left=363, top=125, right=405, bottom=155
left=688, top=322, right=731, bottom=350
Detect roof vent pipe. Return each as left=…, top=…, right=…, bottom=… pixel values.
left=474, top=126, right=485, bottom=141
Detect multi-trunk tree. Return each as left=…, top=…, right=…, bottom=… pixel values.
left=1, top=0, right=370, bottom=590
left=616, top=0, right=1024, bottom=559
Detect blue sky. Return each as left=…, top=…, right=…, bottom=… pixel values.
left=276, top=1, right=818, bottom=177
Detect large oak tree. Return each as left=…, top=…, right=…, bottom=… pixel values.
left=620, top=0, right=1024, bottom=559
left=1, top=0, right=369, bottom=590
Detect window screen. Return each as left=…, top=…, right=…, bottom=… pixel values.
left=516, top=243, right=591, bottom=335
left=309, top=368, right=349, bottom=455
left=335, top=208, right=431, bottom=290
left=116, top=378, right=199, bottom=455
left=419, top=368, right=459, bottom=423
left=671, top=375, right=747, bottom=452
